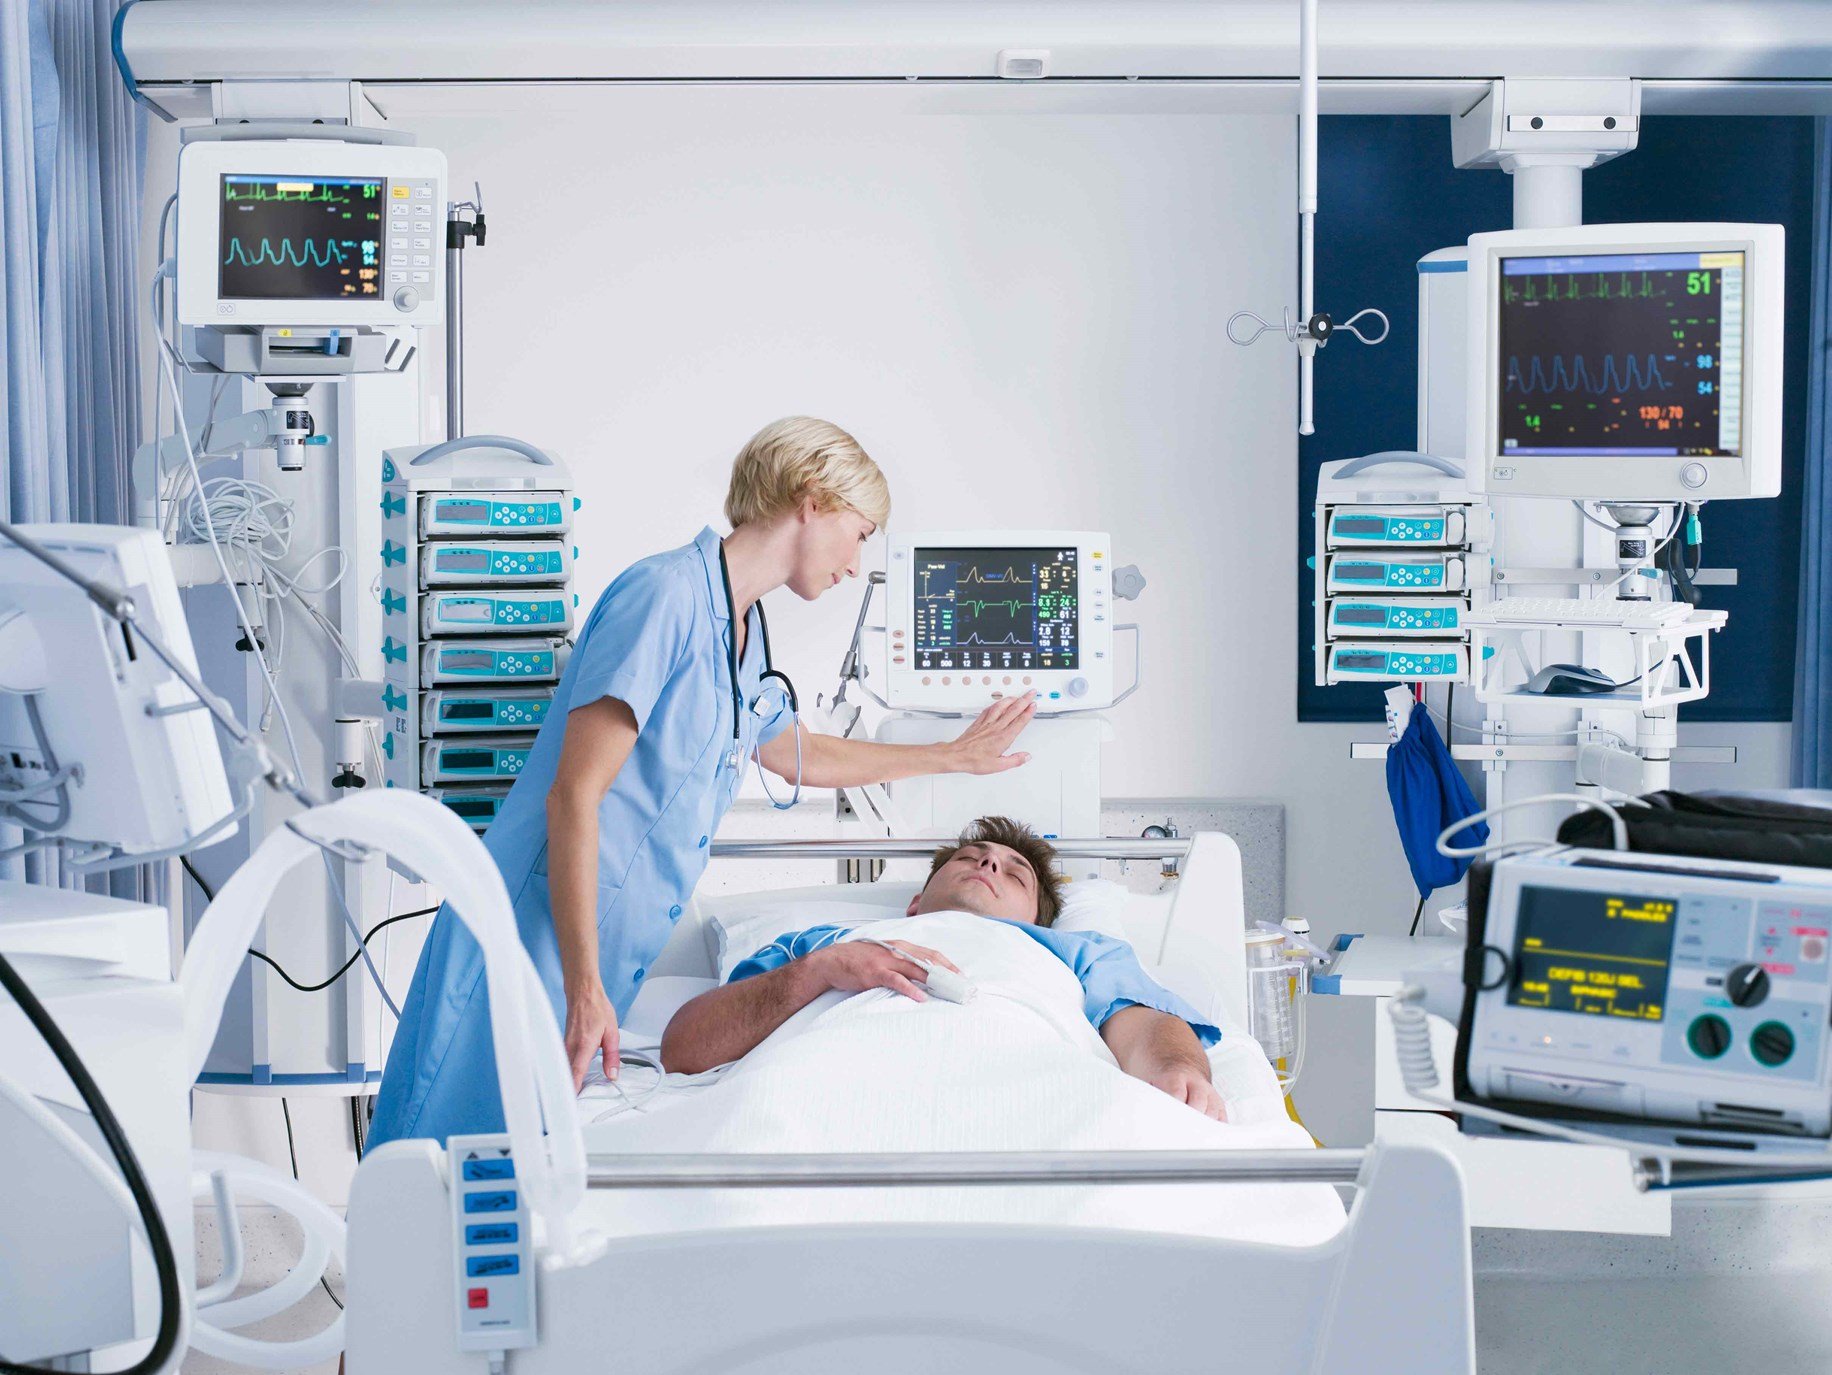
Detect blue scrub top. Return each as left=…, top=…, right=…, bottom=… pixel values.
left=369, top=527, right=795, bottom=1146
left=729, top=921, right=1222, bottom=1046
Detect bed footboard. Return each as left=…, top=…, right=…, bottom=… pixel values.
left=346, top=1138, right=1472, bottom=1374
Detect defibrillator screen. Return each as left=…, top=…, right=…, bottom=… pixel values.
left=1507, top=884, right=1678, bottom=1021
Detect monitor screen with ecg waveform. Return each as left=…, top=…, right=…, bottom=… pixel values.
left=218, top=174, right=384, bottom=301
left=1497, top=249, right=1744, bottom=459
left=911, top=546, right=1078, bottom=673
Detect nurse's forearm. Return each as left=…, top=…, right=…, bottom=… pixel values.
left=546, top=790, right=605, bottom=992
left=546, top=697, right=642, bottom=996
left=790, top=731, right=956, bottom=788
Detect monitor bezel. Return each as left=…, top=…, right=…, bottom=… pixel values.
left=1465, top=222, right=1783, bottom=502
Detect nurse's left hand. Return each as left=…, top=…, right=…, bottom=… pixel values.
left=942, top=695, right=1037, bottom=775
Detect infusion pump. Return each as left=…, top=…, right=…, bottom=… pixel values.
left=884, top=531, right=1115, bottom=713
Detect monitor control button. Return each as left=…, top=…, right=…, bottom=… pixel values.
left=393, top=287, right=420, bottom=311
left=1751, top=1020, right=1795, bottom=1068
left=1686, top=1013, right=1731, bottom=1060
left=1680, top=461, right=1708, bottom=490
left=1726, top=963, right=1770, bottom=1008
left=1066, top=677, right=1089, bottom=698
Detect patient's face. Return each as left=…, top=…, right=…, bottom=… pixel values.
left=909, top=841, right=1041, bottom=923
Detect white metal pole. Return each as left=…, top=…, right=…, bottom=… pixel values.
left=1297, top=0, right=1318, bottom=435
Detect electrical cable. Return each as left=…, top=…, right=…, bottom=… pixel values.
left=0, top=696, right=77, bottom=831
left=181, top=856, right=435, bottom=995
left=278, top=1100, right=345, bottom=1312
left=0, top=948, right=185, bottom=1375
left=1408, top=893, right=1426, bottom=938
left=149, top=281, right=400, bottom=1010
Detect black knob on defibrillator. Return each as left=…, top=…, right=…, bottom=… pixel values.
left=1726, top=963, right=1770, bottom=1009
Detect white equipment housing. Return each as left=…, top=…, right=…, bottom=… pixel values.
left=885, top=530, right=1115, bottom=713
left=0, top=525, right=233, bottom=855
left=176, top=137, right=447, bottom=330
left=878, top=714, right=1109, bottom=880
left=1465, top=222, right=1784, bottom=502
left=0, top=884, right=190, bottom=1369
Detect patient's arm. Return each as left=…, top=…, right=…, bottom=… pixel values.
left=1100, top=1005, right=1227, bottom=1121
left=659, top=940, right=958, bottom=1074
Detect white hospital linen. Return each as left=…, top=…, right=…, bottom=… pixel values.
left=578, top=913, right=1345, bottom=1245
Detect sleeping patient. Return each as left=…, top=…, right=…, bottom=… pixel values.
left=660, top=815, right=1227, bottom=1120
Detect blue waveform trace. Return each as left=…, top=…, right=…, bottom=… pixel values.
left=1505, top=353, right=1674, bottom=397
left=223, top=236, right=352, bottom=269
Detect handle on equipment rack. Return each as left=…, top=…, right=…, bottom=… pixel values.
left=409, top=434, right=554, bottom=467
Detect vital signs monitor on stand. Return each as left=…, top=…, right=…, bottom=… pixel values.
left=1464, top=222, right=1783, bottom=504
left=883, top=531, right=1128, bottom=713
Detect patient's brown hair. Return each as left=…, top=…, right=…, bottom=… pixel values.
left=925, top=816, right=1065, bottom=927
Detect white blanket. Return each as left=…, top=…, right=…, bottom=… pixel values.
left=578, top=913, right=1345, bottom=1246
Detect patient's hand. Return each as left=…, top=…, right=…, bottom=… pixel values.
left=812, top=940, right=961, bottom=1003
left=1100, top=1005, right=1227, bottom=1121
left=1137, top=1059, right=1228, bottom=1122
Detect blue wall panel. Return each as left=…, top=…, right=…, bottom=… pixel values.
left=1298, top=116, right=1814, bottom=724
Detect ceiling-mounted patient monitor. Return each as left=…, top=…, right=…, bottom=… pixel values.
left=884, top=531, right=1116, bottom=713
left=1465, top=222, right=1784, bottom=502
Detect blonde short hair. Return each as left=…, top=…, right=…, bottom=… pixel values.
left=724, top=417, right=890, bottom=531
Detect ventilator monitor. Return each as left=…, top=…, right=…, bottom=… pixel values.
left=1466, top=222, right=1783, bottom=502
left=885, top=531, right=1114, bottom=712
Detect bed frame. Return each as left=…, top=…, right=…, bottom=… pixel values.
left=344, top=834, right=1475, bottom=1374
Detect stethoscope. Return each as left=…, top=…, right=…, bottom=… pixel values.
left=717, top=542, right=802, bottom=808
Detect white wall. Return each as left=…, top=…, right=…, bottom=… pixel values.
left=401, top=86, right=1428, bottom=918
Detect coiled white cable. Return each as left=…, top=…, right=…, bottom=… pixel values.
left=1388, top=989, right=1442, bottom=1095
left=1436, top=792, right=1628, bottom=861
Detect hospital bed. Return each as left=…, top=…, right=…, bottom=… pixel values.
left=345, top=832, right=1475, bottom=1373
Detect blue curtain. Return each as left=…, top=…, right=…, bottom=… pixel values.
left=1795, top=119, right=1832, bottom=788
left=2, top=0, right=142, bottom=525
left=1, top=0, right=144, bottom=880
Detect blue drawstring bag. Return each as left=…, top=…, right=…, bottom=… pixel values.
left=1385, top=703, right=1488, bottom=898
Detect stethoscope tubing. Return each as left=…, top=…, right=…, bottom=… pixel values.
left=717, top=541, right=801, bottom=805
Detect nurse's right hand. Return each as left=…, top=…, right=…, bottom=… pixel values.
left=565, top=980, right=620, bottom=1090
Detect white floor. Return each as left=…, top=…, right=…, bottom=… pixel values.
left=190, top=1192, right=1832, bottom=1375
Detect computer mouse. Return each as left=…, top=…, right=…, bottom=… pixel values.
left=1523, top=662, right=1620, bottom=696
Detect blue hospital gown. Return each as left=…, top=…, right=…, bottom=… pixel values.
left=369, top=527, right=794, bottom=1145
left=730, top=921, right=1221, bottom=1045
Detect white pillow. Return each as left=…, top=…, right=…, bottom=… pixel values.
left=707, top=882, right=919, bottom=982
left=1050, top=877, right=1130, bottom=943
left=622, top=975, right=717, bottom=1045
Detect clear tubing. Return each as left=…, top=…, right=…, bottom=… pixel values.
left=188, top=1154, right=341, bottom=1330
left=192, top=1170, right=245, bottom=1307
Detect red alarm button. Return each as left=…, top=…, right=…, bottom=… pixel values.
left=468, top=1287, right=490, bottom=1310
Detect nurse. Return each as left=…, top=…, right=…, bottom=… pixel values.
left=368, top=417, right=1037, bottom=1145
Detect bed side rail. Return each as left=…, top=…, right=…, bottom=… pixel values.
left=709, top=836, right=1193, bottom=860
left=586, top=1148, right=1363, bottom=1189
